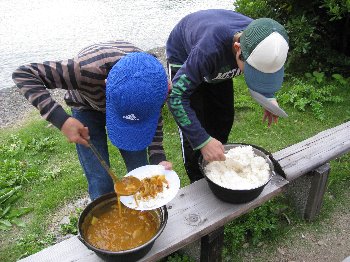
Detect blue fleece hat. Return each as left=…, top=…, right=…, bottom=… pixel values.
left=106, top=52, right=168, bottom=151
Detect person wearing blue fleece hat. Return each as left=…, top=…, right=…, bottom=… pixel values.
left=106, top=52, right=169, bottom=152
left=166, top=9, right=289, bottom=183
left=12, top=41, right=171, bottom=200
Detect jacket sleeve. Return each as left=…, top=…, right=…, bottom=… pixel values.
left=148, top=115, right=167, bottom=164
left=167, top=48, right=213, bottom=150
left=12, top=60, right=72, bottom=129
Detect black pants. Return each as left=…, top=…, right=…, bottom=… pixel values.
left=169, top=65, right=234, bottom=183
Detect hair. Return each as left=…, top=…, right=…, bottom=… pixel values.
left=233, top=32, right=244, bottom=61
left=146, top=51, right=158, bottom=58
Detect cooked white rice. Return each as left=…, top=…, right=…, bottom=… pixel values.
left=134, top=183, right=170, bottom=209
left=204, top=146, right=270, bottom=190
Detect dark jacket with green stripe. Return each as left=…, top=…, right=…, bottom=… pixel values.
left=166, top=10, right=252, bottom=150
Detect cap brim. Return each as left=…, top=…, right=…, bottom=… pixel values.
left=106, top=106, right=160, bottom=151
left=244, top=62, right=284, bottom=97
left=249, top=89, right=288, bottom=117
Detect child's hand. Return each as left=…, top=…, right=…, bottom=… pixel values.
left=263, top=110, right=278, bottom=127
left=61, top=117, right=90, bottom=146
left=262, top=99, right=280, bottom=127
left=158, top=161, right=173, bottom=170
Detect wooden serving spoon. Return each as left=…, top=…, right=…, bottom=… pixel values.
left=87, top=140, right=141, bottom=196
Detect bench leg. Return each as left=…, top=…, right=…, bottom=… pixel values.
left=200, top=226, right=224, bottom=262
left=286, top=163, right=330, bottom=221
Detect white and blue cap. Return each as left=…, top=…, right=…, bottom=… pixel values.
left=241, top=18, right=289, bottom=117
left=106, top=52, right=168, bottom=151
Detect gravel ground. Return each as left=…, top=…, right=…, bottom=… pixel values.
left=239, top=189, right=350, bottom=262
left=0, top=87, right=66, bottom=129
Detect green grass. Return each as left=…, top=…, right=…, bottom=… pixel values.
left=0, top=75, right=349, bottom=261
left=0, top=120, right=86, bottom=260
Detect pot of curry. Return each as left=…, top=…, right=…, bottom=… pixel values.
left=78, top=192, right=168, bottom=262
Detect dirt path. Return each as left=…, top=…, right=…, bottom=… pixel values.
left=240, top=190, right=350, bottom=262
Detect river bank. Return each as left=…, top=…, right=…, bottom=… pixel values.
left=0, top=47, right=166, bottom=129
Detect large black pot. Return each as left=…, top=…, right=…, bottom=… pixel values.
left=199, top=144, right=275, bottom=204
left=78, top=192, right=168, bottom=262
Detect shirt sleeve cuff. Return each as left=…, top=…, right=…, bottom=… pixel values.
left=47, top=106, right=71, bottom=130
left=149, top=153, right=166, bottom=165
left=193, top=137, right=212, bottom=150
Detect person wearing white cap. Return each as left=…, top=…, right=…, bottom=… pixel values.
left=166, top=9, right=289, bottom=183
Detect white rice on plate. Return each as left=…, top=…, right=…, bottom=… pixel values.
left=204, top=146, right=271, bottom=190
left=133, top=183, right=171, bottom=209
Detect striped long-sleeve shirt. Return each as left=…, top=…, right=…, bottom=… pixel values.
left=12, top=40, right=166, bottom=164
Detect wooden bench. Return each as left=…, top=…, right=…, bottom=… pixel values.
left=19, top=121, right=350, bottom=262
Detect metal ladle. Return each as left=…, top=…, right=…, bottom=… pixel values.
left=87, top=140, right=142, bottom=196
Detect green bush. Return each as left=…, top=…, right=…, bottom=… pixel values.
left=234, top=0, right=350, bottom=76
left=223, top=198, right=292, bottom=254
left=278, top=72, right=347, bottom=120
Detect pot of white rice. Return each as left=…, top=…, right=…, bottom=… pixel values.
left=198, top=144, right=275, bottom=204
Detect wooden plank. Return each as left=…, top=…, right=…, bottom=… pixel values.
left=285, top=163, right=330, bottom=220
left=19, top=236, right=104, bottom=262
left=273, top=121, right=350, bottom=159
left=273, top=121, right=350, bottom=181
left=200, top=227, right=224, bottom=262
left=304, top=163, right=330, bottom=221
left=19, top=175, right=288, bottom=262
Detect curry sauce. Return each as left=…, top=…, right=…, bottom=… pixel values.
left=84, top=204, right=159, bottom=251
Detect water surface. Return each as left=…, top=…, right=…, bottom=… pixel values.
left=0, top=0, right=234, bottom=89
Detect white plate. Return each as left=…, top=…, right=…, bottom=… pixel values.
left=120, top=165, right=180, bottom=211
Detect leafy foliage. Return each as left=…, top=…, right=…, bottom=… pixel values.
left=223, top=198, right=292, bottom=254
left=234, top=71, right=348, bottom=121
left=322, top=0, right=350, bottom=21
left=16, top=233, right=55, bottom=260
left=60, top=208, right=82, bottom=235
left=278, top=73, right=346, bottom=120
left=0, top=135, right=58, bottom=230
